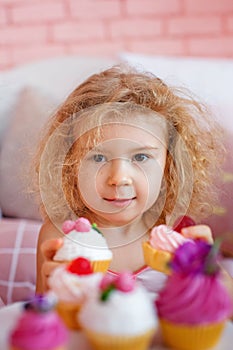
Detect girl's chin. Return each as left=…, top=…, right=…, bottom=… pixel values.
left=92, top=213, right=144, bottom=228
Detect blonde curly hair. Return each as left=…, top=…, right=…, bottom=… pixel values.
left=32, top=64, right=224, bottom=226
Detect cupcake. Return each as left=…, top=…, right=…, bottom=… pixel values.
left=156, top=240, right=233, bottom=350
left=48, top=256, right=103, bottom=330
left=53, top=217, right=112, bottom=272
left=142, top=224, right=191, bottom=274
left=79, top=272, right=157, bottom=350
left=9, top=294, right=68, bottom=350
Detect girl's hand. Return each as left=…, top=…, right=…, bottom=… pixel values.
left=39, top=238, right=64, bottom=293
left=180, top=224, right=214, bottom=244
left=36, top=238, right=63, bottom=293
left=36, top=219, right=65, bottom=294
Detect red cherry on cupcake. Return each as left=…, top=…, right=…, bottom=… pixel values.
left=67, top=257, right=93, bottom=275
left=173, top=215, right=196, bottom=233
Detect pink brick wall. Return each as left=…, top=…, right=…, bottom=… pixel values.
left=0, top=0, right=233, bottom=70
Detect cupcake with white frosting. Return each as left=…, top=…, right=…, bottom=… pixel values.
left=53, top=217, right=112, bottom=272
left=79, top=272, right=157, bottom=350
left=48, top=257, right=103, bottom=330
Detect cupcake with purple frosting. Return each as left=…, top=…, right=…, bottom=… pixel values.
left=9, top=294, right=68, bottom=350
left=156, top=240, right=233, bottom=350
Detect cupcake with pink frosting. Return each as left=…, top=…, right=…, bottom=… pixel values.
left=9, top=294, right=68, bottom=350
left=48, top=257, right=103, bottom=330
left=143, top=224, right=191, bottom=274
left=53, top=217, right=112, bottom=272
left=79, top=272, right=157, bottom=350
left=156, top=240, right=233, bottom=350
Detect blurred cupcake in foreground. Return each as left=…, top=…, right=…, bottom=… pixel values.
left=53, top=217, right=112, bottom=272
left=9, top=294, right=68, bottom=350
left=156, top=240, right=233, bottom=350
left=48, top=257, right=103, bottom=330
left=79, top=272, right=157, bottom=350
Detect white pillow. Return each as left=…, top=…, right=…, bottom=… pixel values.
left=0, top=55, right=116, bottom=220
left=119, top=52, right=233, bottom=132
left=0, top=87, right=57, bottom=220
left=0, top=55, right=116, bottom=143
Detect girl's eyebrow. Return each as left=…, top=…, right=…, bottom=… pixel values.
left=133, top=146, right=160, bottom=151
left=87, top=146, right=161, bottom=154
left=121, top=146, right=161, bottom=153
left=85, top=146, right=105, bottom=153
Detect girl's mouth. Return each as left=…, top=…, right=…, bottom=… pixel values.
left=104, top=197, right=136, bottom=207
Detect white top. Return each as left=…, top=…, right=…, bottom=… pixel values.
left=108, top=266, right=167, bottom=300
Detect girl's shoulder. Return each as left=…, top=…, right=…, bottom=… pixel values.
left=38, top=218, right=63, bottom=243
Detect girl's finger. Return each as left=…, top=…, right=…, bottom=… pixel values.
left=42, top=261, right=63, bottom=279
left=41, top=238, right=63, bottom=260
left=181, top=225, right=213, bottom=244
left=41, top=261, right=65, bottom=291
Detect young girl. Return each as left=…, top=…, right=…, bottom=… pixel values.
left=33, top=64, right=232, bottom=296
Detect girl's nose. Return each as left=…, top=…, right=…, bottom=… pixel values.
left=107, top=159, right=133, bottom=186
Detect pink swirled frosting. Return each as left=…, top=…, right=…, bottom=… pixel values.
left=149, top=224, right=190, bottom=252
left=156, top=273, right=233, bottom=325
left=10, top=310, right=68, bottom=349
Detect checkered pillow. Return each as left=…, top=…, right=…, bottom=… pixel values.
left=0, top=218, right=41, bottom=306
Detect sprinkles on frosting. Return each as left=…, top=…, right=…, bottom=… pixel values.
left=24, top=294, right=56, bottom=313
left=62, top=217, right=102, bottom=235
left=99, top=272, right=136, bottom=302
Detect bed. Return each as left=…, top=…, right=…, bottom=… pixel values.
left=0, top=53, right=233, bottom=306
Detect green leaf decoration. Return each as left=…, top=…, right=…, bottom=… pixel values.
left=92, top=223, right=103, bottom=235
left=100, top=284, right=115, bottom=302
left=204, top=238, right=222, bottom=275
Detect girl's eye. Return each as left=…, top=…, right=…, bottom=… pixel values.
left=132, top=153, right=150, bottom=162
left=93, top=154, right=106, bottom=163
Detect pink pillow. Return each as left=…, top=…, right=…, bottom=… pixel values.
left=0, top=218, right=41, bottom=306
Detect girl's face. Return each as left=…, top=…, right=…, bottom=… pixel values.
left=78, top=115, right=168, bottom=227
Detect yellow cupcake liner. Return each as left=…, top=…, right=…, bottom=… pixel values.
left=91, top=259, right=111, bottom=273
left=63, top=259, right=111, bottom=273
left=83, top=328, right=155, bottom=350
left=160, top=318, right=225, bottom=350
left=142, top=242, right=171, bottom=275
left=56, top=301, right=82, bottom=330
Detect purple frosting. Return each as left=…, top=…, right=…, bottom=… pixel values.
left=10, top=310, right=68, bottom=350
left=156, top=273, right=233, bottom=325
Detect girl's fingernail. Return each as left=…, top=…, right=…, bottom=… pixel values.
left=181, top=228, right=188, bottom=234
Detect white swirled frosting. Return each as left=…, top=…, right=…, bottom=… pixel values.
left=53, top=219, right=113, bottom=262
left=54, top=229, right=112, bottom=261
left=79, top=285, right=157, bottom=335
